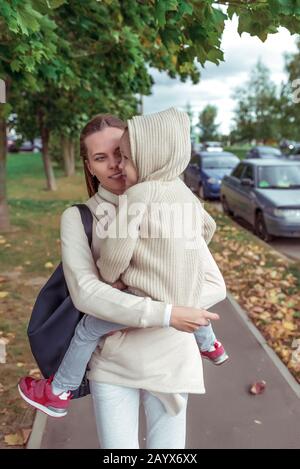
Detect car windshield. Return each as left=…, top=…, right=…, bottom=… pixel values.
left=257, top=165, right=300, bottom=188
left=202, top=157, right=238, bottom=169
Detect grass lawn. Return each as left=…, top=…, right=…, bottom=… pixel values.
left=223, top=145, right=250, bottom=160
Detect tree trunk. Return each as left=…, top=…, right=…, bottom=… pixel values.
left=0, top=109, right=10, bottom=232
left=41, top=126, right=57, bottom=191
left=61, top=135, right=75, bottom=177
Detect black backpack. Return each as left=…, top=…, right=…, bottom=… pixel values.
left=27, top=203, right=93, bottom=399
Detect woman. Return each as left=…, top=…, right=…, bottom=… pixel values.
left=59, top=114, right=222, bottom=449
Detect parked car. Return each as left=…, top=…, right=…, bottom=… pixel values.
left=279, top=139, right=298, bottom=154
left=202, top=141, right=223, bottom=152
left=285, top=143, right=300, bottom=161
left=220, top=159, right=300, bottom=241
left=8, top=137, right=42, bottom=153
left=184, top=151, right=240, bottom=200
left=191, top=142, right=204, bottom=157
left=246, top=145, right=283, bottom=159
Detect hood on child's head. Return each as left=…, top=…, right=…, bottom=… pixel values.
left=127, top=107, right=191, bottom=183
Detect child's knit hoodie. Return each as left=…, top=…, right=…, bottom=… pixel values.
left=97, top=107, right=218, bottom=308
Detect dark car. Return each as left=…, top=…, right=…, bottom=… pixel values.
left=184, top=151, right=240, bottom=200
left=220, top=159, right=300, bottom=240
left=246, top=145, right=283, bottom=159
left=285, top=143, right=300, bottom=161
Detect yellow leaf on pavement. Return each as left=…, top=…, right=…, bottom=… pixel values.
left=4, top=432, right=24, bottom=446
left=0, top=291, right=9, bottom=298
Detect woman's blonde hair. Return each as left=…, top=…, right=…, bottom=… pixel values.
left=80, top=113, right=126, bottom=197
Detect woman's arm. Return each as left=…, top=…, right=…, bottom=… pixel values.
left=60, top=206, right=166, bottom=328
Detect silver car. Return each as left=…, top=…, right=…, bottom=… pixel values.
left=220, top=159, right=300, bottom=241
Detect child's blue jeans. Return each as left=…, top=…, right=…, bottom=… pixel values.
left=53, top=307, right=216, bottom=392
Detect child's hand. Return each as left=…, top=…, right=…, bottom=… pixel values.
left=111, top=279, right=127, bottom=290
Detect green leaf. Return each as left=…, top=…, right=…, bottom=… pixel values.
left=155, top=0, right=178, bottom=27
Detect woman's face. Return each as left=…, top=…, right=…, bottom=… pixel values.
left=84, top=127, right=126, bottom=195
left=119, top=130, right=138, bottom=189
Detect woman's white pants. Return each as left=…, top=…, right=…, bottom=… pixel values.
left=90, top=380, right=188, bottom=449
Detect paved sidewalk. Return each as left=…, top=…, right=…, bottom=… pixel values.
left=38, top=297, right=300, bottom=449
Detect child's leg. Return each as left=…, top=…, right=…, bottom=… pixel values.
left=52, top=315, right=126, bottom=393
left=194, top=320, right=217, bottom=352
left=194, top=320, right=229, bottom=365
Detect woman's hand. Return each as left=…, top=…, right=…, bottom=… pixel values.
left=111, top=279, right=127, bottom=290
left=170, top=306, right=219, bottom=333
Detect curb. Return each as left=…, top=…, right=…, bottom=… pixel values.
left=26, top=411, right=47, bottom=449
left=227, top=292, right=300, bottom=399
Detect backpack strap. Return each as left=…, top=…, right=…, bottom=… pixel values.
left=71, top=203, right=93, bottom=248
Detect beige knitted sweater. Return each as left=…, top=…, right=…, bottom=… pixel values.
left=85, top=107, right=226, bottom=414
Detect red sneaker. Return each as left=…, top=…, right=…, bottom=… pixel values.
left=200, top=340, right=229, bottom=365
left=18, top=375, right=72, bottom=418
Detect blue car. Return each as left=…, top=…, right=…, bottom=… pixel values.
left=184, top=151, right=240, bottom=200
left=220, top=159, right=300, bottom=240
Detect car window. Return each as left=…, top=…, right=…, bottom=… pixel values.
left=231, top=163, right=245, bottom=180
left=257, top=165, right=300, bottom=188
left=243, top=165, right=254, bottom=181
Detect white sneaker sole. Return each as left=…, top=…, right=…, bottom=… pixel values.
left=18, top=384, right=68, bottom=418
left=201, top=353, right=229, bottom=366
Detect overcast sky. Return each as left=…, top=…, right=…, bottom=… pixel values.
left=143, top=12, right=298, bottom=134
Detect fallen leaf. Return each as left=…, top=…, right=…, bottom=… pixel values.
left=4, top=431, right=24, bottom=446
left=29, top=368, right=41, bottom=378
left=0, top=291, right=9, bottom=299
left=249, top=380, right=266, bottom=395
left=282, top=321, right=296, bottom=331
left=44, top=262, right=53, bottom=269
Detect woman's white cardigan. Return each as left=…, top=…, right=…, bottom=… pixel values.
left=60, top=184, right=226, bottom=416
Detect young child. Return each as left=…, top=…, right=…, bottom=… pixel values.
left=18, top=107, right=228, bottom=418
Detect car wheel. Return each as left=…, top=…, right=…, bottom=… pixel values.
left=221, top=196, right=233, bottom=216
left=198, top=184, right=206, bottom=200
left=255, top=211, right=273, bottom=242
